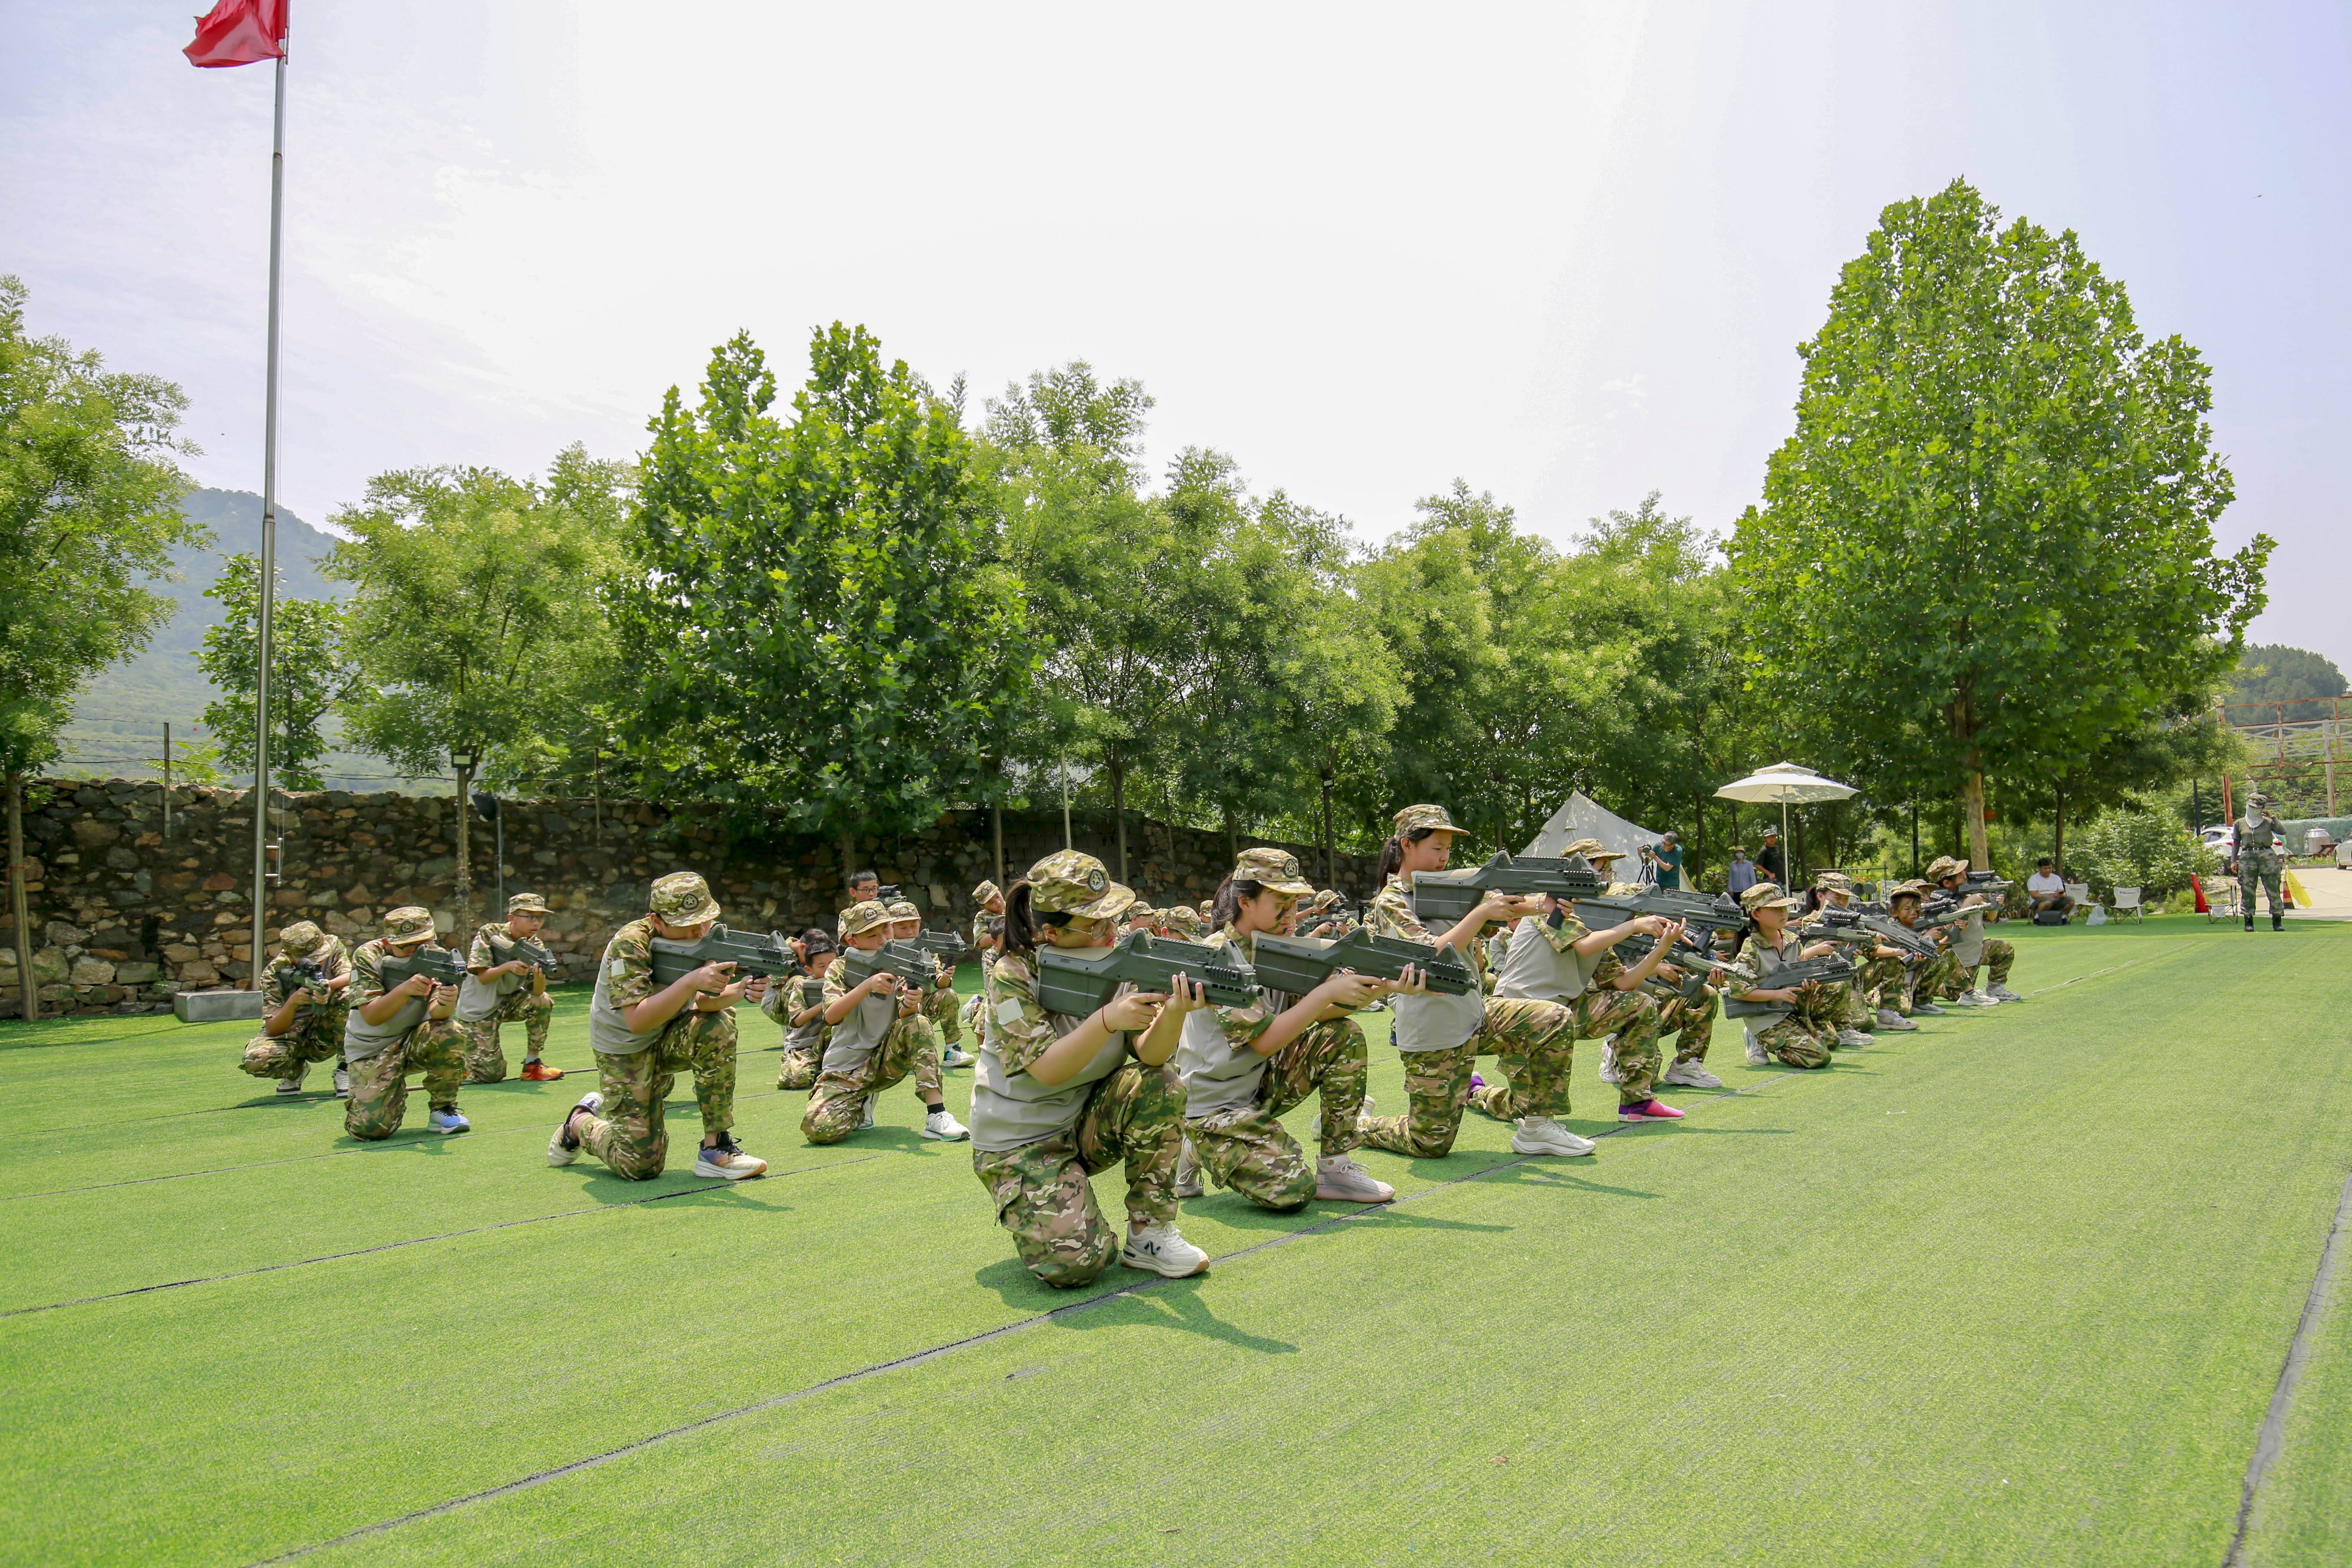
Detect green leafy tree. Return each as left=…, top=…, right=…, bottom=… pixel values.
left=2072, top=797, right=2220, bottom=901
left=0, top=275, right=203, bottom=1018
left=329, top=455, right=621, bottom=918
left=2228, top=644, right=2347, bottom=722
left=1728, top=179, right=2270, bottom=870
left=193, top=552, right=352, bottom=790
left=619, top=326, right=1030, bottom=870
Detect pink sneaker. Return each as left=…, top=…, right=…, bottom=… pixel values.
left=1618, top=1099, right=1686, bottom=1122
left=1461, top=1072, right=1485, bottom=1105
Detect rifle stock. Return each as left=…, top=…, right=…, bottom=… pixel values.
left=1247, top=927, right=1477, bottom=998
left=647, top=926, right=803, bottom=987
left=1035, top=931, right=1259, bottom=1017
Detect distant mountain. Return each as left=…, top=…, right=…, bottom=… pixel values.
left=2229, top=644, right=2349, bottom=723
left=56, top=489, right=399, bottom=787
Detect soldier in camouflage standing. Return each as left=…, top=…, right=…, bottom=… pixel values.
left=2234, top=791, right=2289, bottom=932
left=969, top=851, right=1212, bottom=1285
left=454, top=892, right=562, bottom=1084
left=239, top=920, right=352, bottom=1097
left=1354, top=805, right=1586, bottom=1160
left=1724, top=884, right=1841, bottom=1069
left=888, top=898, right=972, bottom=1068
left=546, top=872, right=769, bottom=1181
left=341, top=907, right=471, bottom=1138
left=763, top=927, right=835, bottom=1090
left=802, top=901, right=966, bottom=1144
left=1173, top=848, right=1397, bottom=1208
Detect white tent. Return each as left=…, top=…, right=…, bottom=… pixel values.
left=1520, top=791, right=1663, bottom=865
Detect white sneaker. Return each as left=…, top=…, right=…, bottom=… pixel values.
left=693, top=1134, right=768, bottom=1179
left=332, top=1068, right=351, bottom=1098
left=1315, top=1154, right=1395, bottom=1202
left=1875, top=1008, right=1918, bottom=1032
left=922, top=1108, right=969, bottom=1141
left=1510, top=1117, right=1596, bottom=1157
left=1661, top=1060, right=1721, bottom=1089
left=941, top=1046, right=976, bottom=1068
left=548, top=1091, right=602, bottom=1166
left=1175, top=1137, right=1204, bottom=1198
left=1744, top=1038, right=1769, bottom=1066
left=275, top=1075, right=305, bottom=1096
left=1836, top=1027, right=1873, bottom=1048
left=1120, top=1221, right=1210, bottom=1277
left=1961, top=989, right=1999, bottom=1007
left=1988, top=984, right=2024, bottom=1003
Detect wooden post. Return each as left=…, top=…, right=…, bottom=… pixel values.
left=162, top=723, right=173, bottom=840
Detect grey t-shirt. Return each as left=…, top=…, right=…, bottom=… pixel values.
left=341, top=938, right=435, bottom=1061
left=1492, top=914, right=1600, bottom=1003
left=968, top=952, right=1136, bottom=1153
left=1174, top=930, right=1291, bottom=1120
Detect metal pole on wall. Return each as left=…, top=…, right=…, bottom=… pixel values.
left=247, top=34, right=289, bottom=991
left=1060, top=753, right=1072, bottom=851
left=163, top=723, right=173, bottom=840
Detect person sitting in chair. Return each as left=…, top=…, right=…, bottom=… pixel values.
left=2025, top=858, right=2073, bottom=920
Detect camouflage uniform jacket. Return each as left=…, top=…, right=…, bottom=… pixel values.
left=968, top=947, right=1138, bottom=1152
left=1724, top=931, right=1806, bottom=1008
left=1363, top=876, right=1487, bottom=980
left=260, top=938, right=353, bottom=1022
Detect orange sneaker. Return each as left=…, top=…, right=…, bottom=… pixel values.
left=521, top=1059, right=565, bottom=1081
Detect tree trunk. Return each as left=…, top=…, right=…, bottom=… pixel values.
left=839, top=824, right=857, bottom=892
left=8, top=771, right=34, bottom=1023
left=1109, top=756, right=1128, bottom=887
left=1320, top=776, right=1335, bottom=891
left=453, top=763, right=475, bottom=927
left=991, top=801, right=1004, bottom=894
left=1964, top=770, right=1991, bottom=868
left=2053, top=787, right=2066, bottom=873
left=1910, top=803, right=1920, bottom=878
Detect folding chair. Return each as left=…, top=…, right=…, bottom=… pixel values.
left=2112, top=886, right=2145, bottom=923
left=2206, top=881, right=2240, bottom=924
left=2065, top=880, right=2094, bottom=922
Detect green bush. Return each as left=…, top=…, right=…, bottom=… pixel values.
left=2073, top=800, right=2220, bottom=901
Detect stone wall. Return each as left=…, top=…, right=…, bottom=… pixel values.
left=0, top=777, right=1375, bottom=1018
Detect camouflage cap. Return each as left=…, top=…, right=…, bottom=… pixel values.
left=382, top=906, right=436, bottom=941
left=1127, top=905, right=1159, bottom=923
left=277, top=920, right=327, bottom=957
left=886, top=899, right=921, bottom=920
left=1813, top=871, right=1854, bottom=893
left=1232, top=845, right=1315, bottom=897
left=1560, top=837, right=1608, bottom=859
left=1024, top=850, right=1135, bottom=920
left=650, top=871, right=721, bottom=925
left=1740, top=881, right=1802, bottom=914
left=1310, top=889, right=1342, bottom=910
left=1163, top=905, right=1204, bottom=938
left=1394, top=803, right=1468, bottom=838
left=507, top=891, right=549, bottom=915
left=2247, top=791, right=2271, bottom=808
left=1924, top=855, right=1969, bottom=883
left=840, top=900, right=894, bottom=938
left=971, top=880, right=1003, bottom=904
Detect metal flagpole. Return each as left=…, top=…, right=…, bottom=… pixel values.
left=249, top=26, right=287, bottom=989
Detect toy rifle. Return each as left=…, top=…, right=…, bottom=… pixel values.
left=1571, top=884, right=1747, bottom=938
left=488, top=934, right=561, bottom=981
left=1036, top=930, right=1260, bottom=1016
left=1408, top=852, right=1608, bottom=926
left=1836, top=905, right=1940, bottom=962
left=1722, top=951, right=1857, bottom=1018
left=838, top=939, right=940, bottom=989
left=1246, top=927, right=1478, bottom=999
left=288, top=953, right=342, bottom=1014
left=647, top=926, right=803, bottom=987
left=377, top=945, right=464, bottom=991
left=1609, top=925, right=1735, bottom=1005
left=912, top=930, right=967, bottom=966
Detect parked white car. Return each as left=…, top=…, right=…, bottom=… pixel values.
left=2201, top=824, right=2236, bottom=856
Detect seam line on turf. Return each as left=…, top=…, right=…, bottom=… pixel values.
left=0, top=1156, right=880, bottom=1320
left=247, top=1071, right=1803, bottom=1565
left=2222, top=1159, right=2352, bottom=1567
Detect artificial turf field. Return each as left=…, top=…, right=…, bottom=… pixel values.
left=3, top=921, right=2349, bottom=1567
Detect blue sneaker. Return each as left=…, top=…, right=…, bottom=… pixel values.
left=429, top=1108, right=470, bottom=1135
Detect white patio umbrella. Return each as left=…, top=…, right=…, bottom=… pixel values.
left=1714, top=763, right=1860, bottom=885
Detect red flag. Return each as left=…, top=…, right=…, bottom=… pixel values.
left=184, top=0, right=286, bottom=68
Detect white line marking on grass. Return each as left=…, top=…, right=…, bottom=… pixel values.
left=247, top=1070, right=1805, bottom=1564
left=2222, top=1161, right=2352, bottom=1567
left=0, top=1157, right=880, bottom=1319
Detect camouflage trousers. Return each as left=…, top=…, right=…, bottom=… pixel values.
left=971, top=1059, right=1184, bottom=1289
left=802, top=1016, right=943, bottom=1144
left=239, top=1015, right=344, bottom=1086
left=1184, top=1018, right=1368, bottom=1212
left=575, top=1007, right=738, bottom=1181
left=924, top=981, right=962, bottom=1046
left=1748, top=1010, right=1835, bottom=1070
left=1361, top=997, right=1574, bottom=1158
left=775, top=1032, right=827, bottom=1091
left=1656, top=989, right=1717, bottom=1063
left=343, top=1020, right=467, bottom=1140
left=461, top=988, right=553, bottom=1083
left=1470, top=986, right=1657, bottom=1118
left=1912, top=951, right=1963, bottom=1005
left=1855, top=957, right=1910, bottom=1019
left=1970, top=938, right=2015, bottom=989
left=2241, top=859, right=2285, bottom=917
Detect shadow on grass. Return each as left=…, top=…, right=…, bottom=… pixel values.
left=968, top=1259, right=1300, bottom=1353
left=1469, top=1166, right=1661, bottom=1199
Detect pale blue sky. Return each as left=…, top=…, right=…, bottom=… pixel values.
left=6, top=1, right=2346, bottom=674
